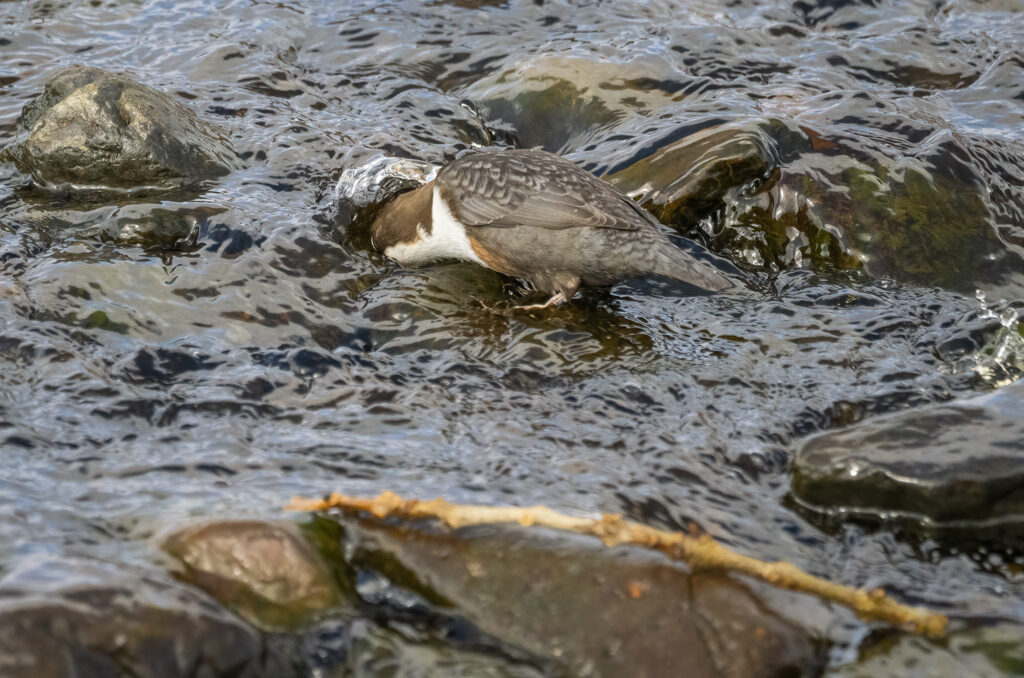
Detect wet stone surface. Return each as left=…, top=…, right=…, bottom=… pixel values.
left=342, top=518, right=825, bottom=678
left=162, top=518, right=348, bottom=630
left=0, top=556, right=286, bottom=678
left=2, top=66, right=235, bottom=192
left=792, top=379, right=1024, bottom=525
left=609, top=122, right=773, bottom=232
left=1, top=0, right=1024, bottom=675
left=826, top=622, right=1024, bottom=678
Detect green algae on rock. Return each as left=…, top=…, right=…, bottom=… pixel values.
left=2, top=66, right=235, bottom=193
left=838, top=161, right=1001, bottom=290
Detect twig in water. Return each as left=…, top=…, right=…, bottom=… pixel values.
left=287, top=491, right=948, bottom=639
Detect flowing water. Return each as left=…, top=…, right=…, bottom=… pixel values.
left=2, top=0, right=1024, bottom=674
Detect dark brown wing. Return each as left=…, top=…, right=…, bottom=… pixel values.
left=437, top=149, right=653, bottom=231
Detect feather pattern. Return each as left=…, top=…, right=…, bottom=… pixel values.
left=437, top=149, right=649, bottom=232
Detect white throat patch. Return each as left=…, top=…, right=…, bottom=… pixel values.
left=384, top=185, right=485, bottom=267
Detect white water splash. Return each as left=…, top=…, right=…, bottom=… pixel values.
left=334, top=156, right=439, bottom=207
left=972, top=290, right=1024, bottom=386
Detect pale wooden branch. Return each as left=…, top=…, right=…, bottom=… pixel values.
left=287, top=491, right=948, bottom=639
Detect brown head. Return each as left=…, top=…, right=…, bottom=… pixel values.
left=369, top=180, right=434, bottom=251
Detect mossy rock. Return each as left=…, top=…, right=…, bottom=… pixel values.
left=842, top=161, right=1000, bottom=289
left=661, top=122, right=1007, bottom=288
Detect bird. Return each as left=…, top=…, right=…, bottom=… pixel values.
left=368, top=148, right=733, bottom=309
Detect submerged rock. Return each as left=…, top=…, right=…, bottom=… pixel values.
left=0, top=556, right=283, bottom=678
left=827, top=622, right=1024, bottom=678
left=162, top=518, right=348, bottom=630
left=612, top=118, right=1013, bottom=289
left=77, top=203, right=226, bottom=253
left=2, top=66, right=234, bottom=192
left=345, top=520, right=824, bottom=678
left=608, top=123, right=773, bottom=231
left=603, top=120, right=863, bottom=274
left=791, top=379, right=1024, bottom=524
left=693, top=121, right=1011, bottom=287
left=463, top=55, right=682, bottom=152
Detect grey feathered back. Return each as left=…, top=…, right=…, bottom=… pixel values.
left=437, top=149, right=655, bottom=232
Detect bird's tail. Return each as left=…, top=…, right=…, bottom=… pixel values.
left=651, top=244, right=734, bottom=292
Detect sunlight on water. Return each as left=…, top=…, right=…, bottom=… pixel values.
left=972, top=289, right=1024, bottom=387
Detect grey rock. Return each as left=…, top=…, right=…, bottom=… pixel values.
left=3, top=66, right=235, bottom=192
left=792, top=380, right=1024, bottom=523
left=0, top=555, right=285, bottom=678
left=348, top=521, right=824, bottom=678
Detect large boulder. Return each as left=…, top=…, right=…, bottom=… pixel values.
left=696, top=122, right=1012, bottom=289
left=0, top=556, right=285, bottom=678
left=2, top=66, right=235, bottom=192
left=791, top=379, right=1024, bottom=524
left=608, top=118, right=1016, bottom=291
left=161, top=518, right=348, bottom=630
left=344, top=519, right=824, bottom=678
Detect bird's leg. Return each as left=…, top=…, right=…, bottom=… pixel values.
left=515, top=291, right=568, bottom=311
left=514, top=276, right=580, bottom=311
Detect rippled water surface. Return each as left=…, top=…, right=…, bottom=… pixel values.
left=3, top=0, right=1024, bottom=673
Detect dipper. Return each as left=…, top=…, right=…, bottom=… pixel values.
left=369, top=149, right=732, bottom=308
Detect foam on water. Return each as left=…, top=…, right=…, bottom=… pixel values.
left=334, top=156, right=439, bottom=207
left=972, top=289, right=1024, bottom=386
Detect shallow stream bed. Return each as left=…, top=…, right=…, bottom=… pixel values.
left=2, top=0, right=1024, bottom=675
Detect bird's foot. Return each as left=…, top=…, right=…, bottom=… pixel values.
left=513, top=290, right=570, bottom=312
left=475, top=298, right=512, bottom=315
